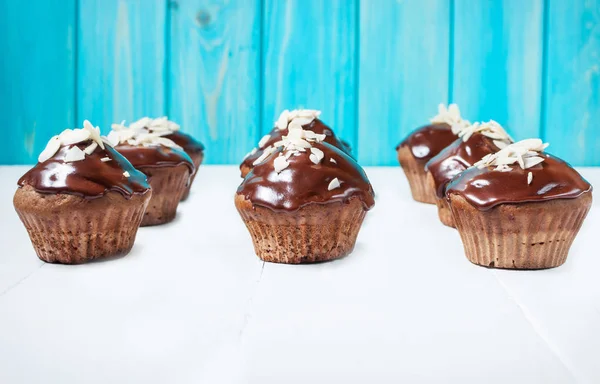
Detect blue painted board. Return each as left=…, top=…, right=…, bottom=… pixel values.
left=262, top=0, right=358, bottom=153
left=169, top=0, right=261, bottom=164
left=77, top=0, right=167, bottom=133
left=0, top=0, right=76, bottom=164
left=453, top=0, right=544, bottom=141
left=358, top=0, right=451, bottom=166
left=544, top=0, right=600, bottom=165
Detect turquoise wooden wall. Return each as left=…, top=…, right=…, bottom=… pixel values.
left=1, top=0, right=599, bottom=166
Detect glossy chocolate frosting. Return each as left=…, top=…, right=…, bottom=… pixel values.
left=446, top=154, right=592, bottom=210
left=237, top=142, right=375, bottom=212
left=426, top=133, right=505, bottom=198
left=115, top=144, right=195, bottom=174
left=165, top=131, right=205, bottom=154
left=241, top=119, right=352, bottom=173
left=18, top=142, right=150, bottom=199
left=396, top=123, right=457, bottom=164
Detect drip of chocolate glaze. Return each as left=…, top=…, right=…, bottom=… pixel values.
left=240, top=119, right=352, bottom=173
left=237, top=142, right=375, bottom=212
left=18, top=142, right=150, bottom=199
left=396, top=123, right=457, bottom=164
left=445, top=153, right=592, bottom=210
left=425, top=133, right=506, bottom=198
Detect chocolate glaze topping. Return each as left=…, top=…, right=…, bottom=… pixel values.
left=237, top=142, right=375, bottom=212
left=426, top=133, right=505, bottom=198
left=396, top=123, right=457, bottom=164
left=241, top=119, right=352, bottom=173
left=164, top=131, right=205, bottom=154
left=18, top=142, right=150, bottom=199
left=115, top=144, right=195, bottom=175
left=446, top=154, right=592, bottom=210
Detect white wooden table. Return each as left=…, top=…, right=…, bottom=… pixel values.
left=0, top=165, right=598, bottom=384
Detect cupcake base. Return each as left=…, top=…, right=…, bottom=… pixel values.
left=235, top=195, right=367, bottom=264
left=426, top=172, right=456, bottom=227
left=180, top=151, right=204, bottom=201
left=13, top=185, right=151, bottom=264
left=397, top=146, right=435, bottom=204
left=139, top=164, right=190, bottom=226
left=449, top=194, right=592, bottom=269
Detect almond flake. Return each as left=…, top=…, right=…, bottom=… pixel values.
left=273, top=156, right=289, bottom=173
left=64, top=146, right=86, bottom=163
left=310, top=147, right=324, bottom=162
left=328, top=178, right=341, bottom=191
left=258, top=134, right=271, bottom=148
left=38, top=136, right=61, bottom=163
left=330, top=158, right=337, bottom=164
left=83, top=120, right=105, bottom=149
left=60, top=128, right=91, bottom=146
left=123, top=171, right=131, bottom=178
left=84, top=142, right=98, bottom=155
left=100, top=157, right=111, bottom=162
left=309, top=153, right=320, bottom=164
left=275, top=110, right=290, bottom=130
left=527, top=172, right=533, bottom=185
left=252, top=146, right=275, bottom=165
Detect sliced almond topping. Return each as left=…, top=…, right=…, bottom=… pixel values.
left=252, top=146, right=275, bottom=165
left=84, top=142, right=98, bottom=155
left=328, top=178, right=341, bottom=191
left=60, top=128, right=91, bottom=146
left=275, top=110, right=290, bottom=130
left=310, top=147, right=324, bottom=163
left=83, top=120, right=105, bottom=149
left=123, top=171, right=131, bottom=178
left=273, top=155, right=289, bottom=173
left=330, top=158, right=337, bottom=164
left=38, top=136, right=61, bottom=163
left=258, top=134, right=271, bottom=148
left=527, top=172, right=533, bottom=185
left=100, top=157, right=111, bottom=162
left=309, top=154, right=320, bottom=164
left=64, top=146, right=86, bottom=163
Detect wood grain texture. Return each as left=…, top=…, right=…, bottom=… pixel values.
left=262, top=0, right=357, bottom=152
left=78, top=0, right=167, bottom=134
left=453, top=0, right=544, bottom=141
left=358, top=0, right=450, bottom=166
left=0, top=0, right=76, bottom=164
left=544, top=0, right=600, bottom=165
left=169, top=0, right=261, bottom=164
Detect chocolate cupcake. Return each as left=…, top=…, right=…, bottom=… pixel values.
left=14, top=121, right=151, bottom=264
left=446, top=139, right=592, bottom=269
left=235, top=118, right=375, bottom=264
left=425, top=121, right=513, bottom=227
left=240, top=109, right=352, bottom=178
left=396, top=104, right=469, bottom=204
left=114, top=117, right=204, bottom=201
left=107, top=123, right=195, bottom=226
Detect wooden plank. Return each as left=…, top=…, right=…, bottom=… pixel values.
left=544, top=0, right=600, bottom=165
left=453, top=0, right=544, bottom=141
left=358, top=0, right=450, bottom=166
left=169, top=0, right=261, bottom=164
left=0, top=0, right=76, bottom=164
left=77, top=0, right=166, bottom=133
left=262, top=0, right=357, bottom=153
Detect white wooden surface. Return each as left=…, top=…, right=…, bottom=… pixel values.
left=0, top=165, right=598, bottom=384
